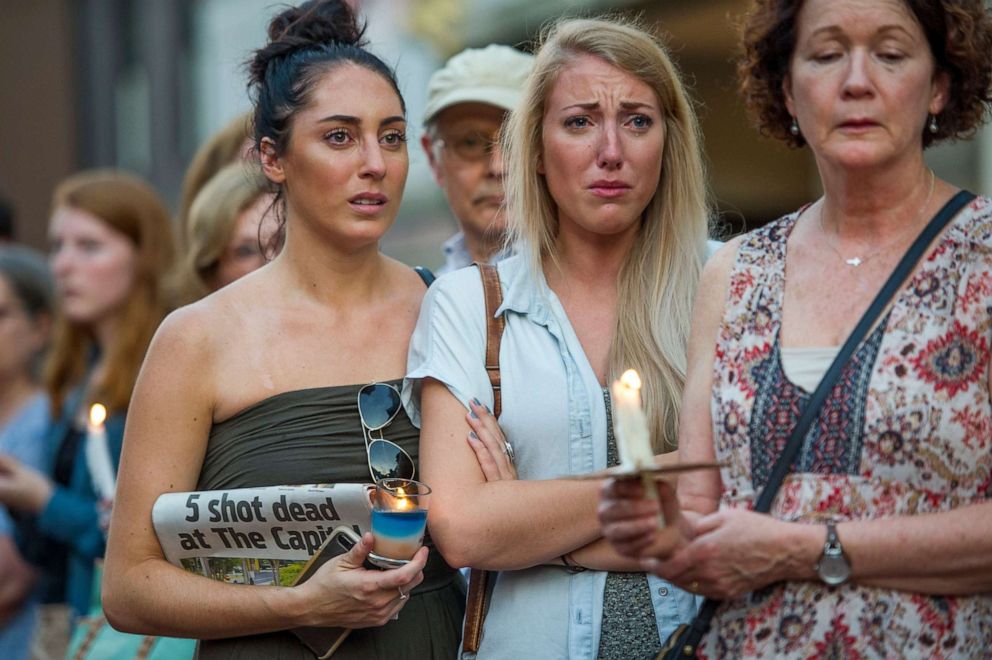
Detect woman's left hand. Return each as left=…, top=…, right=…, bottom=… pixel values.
left=465, top=398, right=517, bottom=481
left=649, top=508, right=799, bottom=600
left=0, top=455, right=53, bottom=513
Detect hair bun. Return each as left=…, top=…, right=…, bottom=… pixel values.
left=268, top=0, right=365, bottom=49
left=249, top=0, right=366, bottom=89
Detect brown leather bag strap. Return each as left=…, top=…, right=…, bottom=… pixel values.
left=462, top=263, right=504, bottom=654
left=479, top=263, right=505, bottom=417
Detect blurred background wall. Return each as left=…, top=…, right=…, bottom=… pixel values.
left=2, top=0, right=990, bottom=267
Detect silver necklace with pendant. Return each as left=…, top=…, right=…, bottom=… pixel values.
left=819, top=169, right=935, bottom=267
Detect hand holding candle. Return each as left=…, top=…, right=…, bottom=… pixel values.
left=611, top=370, right=665, bottom=526
left=369, top=479, right=430, bottom=569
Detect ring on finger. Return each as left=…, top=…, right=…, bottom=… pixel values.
left=397, top=586, right=408, bottom=601
left=503, top=440, right=515, bottom=464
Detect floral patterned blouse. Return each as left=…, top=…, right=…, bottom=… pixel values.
left=702, top=195, right=992, bottom=658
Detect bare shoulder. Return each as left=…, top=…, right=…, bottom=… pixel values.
left=383, top=257, right=431, bottom=308
left=150, top=301, right=218, bottom=364
left=180, top=268, right=271, bottom=331
left=704, top=235, right=743, bottom=276
left=149, top=275, right=267, bottom=372
left=696, top=235, right=744, bottom=312
left=387, top=257, right=431, bottom=286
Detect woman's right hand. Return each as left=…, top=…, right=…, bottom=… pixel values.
left=597, top=477, right=690, bottom=562
left=294, top=532, right=427, bottom=629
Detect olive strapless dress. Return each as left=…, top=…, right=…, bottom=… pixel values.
left=194, top=380, right=464, bottom=659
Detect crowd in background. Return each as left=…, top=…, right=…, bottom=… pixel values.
left=0, top=112, right=279, bottom=659
left=0, top=0, right=990, bottom=658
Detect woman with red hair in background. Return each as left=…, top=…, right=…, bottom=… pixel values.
left=0, top=171, right=174, bottom=648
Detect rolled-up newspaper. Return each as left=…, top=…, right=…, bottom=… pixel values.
left=152, top=483, right=373, bottom=586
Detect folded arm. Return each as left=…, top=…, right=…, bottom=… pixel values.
left=464, top=397, right=673, bottom=572
left=420, top=379, right=605, bottom=571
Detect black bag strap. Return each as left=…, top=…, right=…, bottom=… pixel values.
left=665, top=190, right=975, bottom=659
left=414, top=266, right=436, bottom=288
left=756, top=189, right=974, bottom=511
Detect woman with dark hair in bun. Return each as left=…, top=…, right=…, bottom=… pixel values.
left=102, top=1, right=463, bottom=657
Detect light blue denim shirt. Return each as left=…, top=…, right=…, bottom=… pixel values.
left=404, top=254, right=699, bottom=659
left=436, top=231, right=514, bottom=276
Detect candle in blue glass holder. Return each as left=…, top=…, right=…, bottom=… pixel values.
left=369, top=479, right=431, bottom=565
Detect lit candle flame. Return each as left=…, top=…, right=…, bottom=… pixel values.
left=85, top=403, right=115, bottom=503
left=395, top=486, right=411, bottom=510
left=620, top=369, right=641, bottom=391
left=89, top=403, right=107, bottom=427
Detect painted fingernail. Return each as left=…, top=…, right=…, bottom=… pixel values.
left=483, top=404, right=491, bottom=413
left=468, top=431, right=479, bottom=440
left=469, top=409, right=478, bottom=419
left=471, top=397, right=481, bottom=407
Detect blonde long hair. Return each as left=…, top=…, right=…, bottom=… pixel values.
left=175, top=162, right=271, bottom=304
left=43, top=170, right=175, bottom=415
left=177, top=112, right=252, bottom=250
left=503, top=17, right=710, bottom=451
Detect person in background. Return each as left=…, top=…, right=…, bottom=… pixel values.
left=102, top=2, right=462, bottom=658
left=177, top=113, right=253, bottom=251
left=599, top=0, right=992, bottom=656
left=421, top=45, right=533, bottom=274
left=408, top=16, right=710, bottom=658
left=0, top=247, right=53, bottom=660
left=0, top=170, right=175, bottom=653
left=174, top=162, right=278, bottom=305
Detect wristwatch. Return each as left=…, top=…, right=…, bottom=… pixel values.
left=815, top=520, right=851, bottom=586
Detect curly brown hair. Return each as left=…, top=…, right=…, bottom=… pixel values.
left=737, top=0, right=992, bottom=148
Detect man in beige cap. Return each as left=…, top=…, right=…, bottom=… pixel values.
left=421, top=45, right=534, bottom=274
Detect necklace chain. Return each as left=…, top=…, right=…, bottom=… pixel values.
left=819, top=169, right=935, bottom=267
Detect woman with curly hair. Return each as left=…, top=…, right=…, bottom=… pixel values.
left=599, top=0, right=992, bottom=657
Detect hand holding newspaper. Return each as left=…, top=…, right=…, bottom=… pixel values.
left=152, top=483, right=372, bottom=567
left=152, top=483, right=375, bottom=657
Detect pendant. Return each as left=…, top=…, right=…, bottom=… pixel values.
left=845, top=257, right=863, bottom=267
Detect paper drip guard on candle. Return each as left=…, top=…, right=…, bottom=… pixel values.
left=562, top=460, right=725, bottom=481
left=566, top=370, right=725, bottom=522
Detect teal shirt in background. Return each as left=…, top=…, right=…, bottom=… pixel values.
left=34, top=387, right=124, bottom=618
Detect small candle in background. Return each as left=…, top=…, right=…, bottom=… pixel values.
left=369, top=479, right=430, bottom=567
left=610, top=370, right=665, bottom=526
left=86, top=403, right=116, bottom=503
